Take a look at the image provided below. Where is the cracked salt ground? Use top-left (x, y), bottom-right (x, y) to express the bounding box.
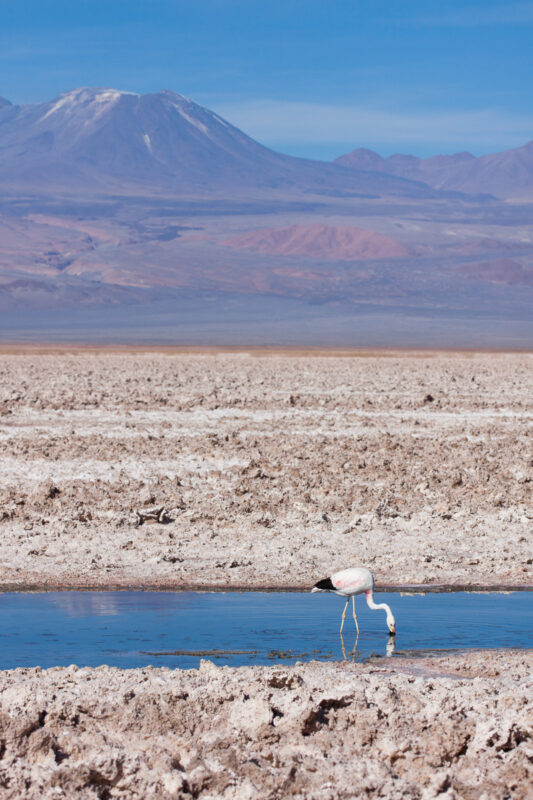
top-left (1, 650), bottom-right (531, 799)
top-left (0, 590), bottom-right (531, 670)
top-left (1, 353), bottom-right (531, 798)
top-left (1, 352), bottom-right (532, 590)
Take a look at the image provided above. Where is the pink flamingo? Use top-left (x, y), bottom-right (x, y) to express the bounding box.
top-left (312, 567), bottom-right (396, 635)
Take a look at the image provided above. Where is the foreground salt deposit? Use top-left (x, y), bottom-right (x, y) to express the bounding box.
top-left (0, 650), bottom-right (530, 799)
top-left (0, 350), bottom-right (531, 589)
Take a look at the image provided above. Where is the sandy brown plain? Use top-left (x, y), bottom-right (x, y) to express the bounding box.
top-left (0, 349), bottom-right (532, 590)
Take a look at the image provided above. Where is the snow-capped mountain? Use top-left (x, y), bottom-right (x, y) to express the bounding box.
top-left (0, 87), bottom-right (432, 196)
top-left (0, 89), bottom-right (531, 346)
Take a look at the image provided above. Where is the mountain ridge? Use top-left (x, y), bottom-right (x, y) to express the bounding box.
top-left (335, 141), bottom-right (533, 199)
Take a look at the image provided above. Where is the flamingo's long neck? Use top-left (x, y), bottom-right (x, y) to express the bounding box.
top-left (365, 589), bottom-right (392, 616)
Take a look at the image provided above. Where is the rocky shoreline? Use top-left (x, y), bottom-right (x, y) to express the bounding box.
top-left (0, 650), bottom-right (531, 799)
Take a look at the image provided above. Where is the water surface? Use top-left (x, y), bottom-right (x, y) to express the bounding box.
top-left (0, 590), bottom-right (531, 670)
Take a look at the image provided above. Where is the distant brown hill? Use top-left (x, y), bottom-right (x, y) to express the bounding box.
top-left (454, 258), bottom-right (533, 286)
top-left (335, 141), bottom-right (533, 199)
top-left (221, 223), bottom-right (410, 260)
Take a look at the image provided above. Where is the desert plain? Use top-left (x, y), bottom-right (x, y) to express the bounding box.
top-left (0, 349), bottom-right (531, 798)
top-left (0, 349), bottom-right (532, 590)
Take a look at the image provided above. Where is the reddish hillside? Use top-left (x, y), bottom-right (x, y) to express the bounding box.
top-left (455, 258), bottom-right (533, 285)
top-left (220, 223), bottom-right (410, 260)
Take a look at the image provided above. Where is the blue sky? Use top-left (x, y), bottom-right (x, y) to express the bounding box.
top-left (1, 0), bottom-right (532, 158)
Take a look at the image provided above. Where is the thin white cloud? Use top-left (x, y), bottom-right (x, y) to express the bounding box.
top-left (215, 100), bottom-right (533, 152)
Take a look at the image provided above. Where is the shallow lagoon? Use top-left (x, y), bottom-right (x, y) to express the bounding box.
top-left (0, 590), bottom-right (531, 670)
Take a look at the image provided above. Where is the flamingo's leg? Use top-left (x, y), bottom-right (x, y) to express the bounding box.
top-left (340, 631), bottom-right (347, 660)
top-left (351, 596), bottom-right (359, 635)
top-left (340, 598), bottom-right (349, 633)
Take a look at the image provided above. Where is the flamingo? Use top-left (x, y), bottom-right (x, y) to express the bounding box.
top-left (311, 567), bottom-right (396, 635)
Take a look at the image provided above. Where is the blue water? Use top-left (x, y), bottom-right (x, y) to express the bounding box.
top-left (0, 590), bottom-right (531, 670)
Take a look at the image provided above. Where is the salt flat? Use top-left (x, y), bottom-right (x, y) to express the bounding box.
top-left (0, 351), bottom-right (532, 800)
top-left (0, 651), bottom-right (530, 798)
top-left (0, 350), bottom-right (531, 589)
